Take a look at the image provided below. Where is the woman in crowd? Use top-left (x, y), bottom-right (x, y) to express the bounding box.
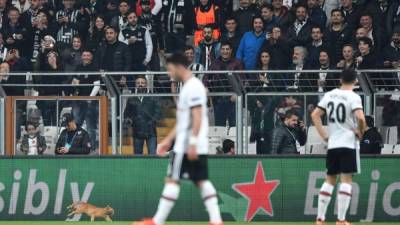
top-left (336, 44), bottom-right (356, 69)
top-left (87, 15), bottom-right (107, 52)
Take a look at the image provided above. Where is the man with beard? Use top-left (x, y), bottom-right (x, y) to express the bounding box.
top-left (194, 25), bottom-right (220, 71)
top-left (325, 9), bottom-right (352, 65)
top-left (286, 5), bottom-right (312, 47)
top-left (120, 11), bottom-right (153, 71)
top-left (139, 0), bottom-right (163, 71)
top-left (124, 76), bottom-right (161, 155)
top-left (286, 46), bottom-right (311, 92)
top-left (96, 26), bottom-right (132, 89)
top-left (236, 16), bottom-right (265, 70)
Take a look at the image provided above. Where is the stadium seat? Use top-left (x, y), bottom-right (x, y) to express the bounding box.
top-left (309, 143), bottom-right (327, 154)
top-left (393, 145), bottom-right (400, 154)
top-left (387, 127), bottom-right (398, 145)
top-left (306, 126), bottom-right (327, 154)
top-left (381, 144), bottom-right (394, 154)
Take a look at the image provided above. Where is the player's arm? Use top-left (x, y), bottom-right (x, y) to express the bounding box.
top-left (354, 109), bottom-right (366, 139)
top-left (157, 126), bottom-right (176, 156)
top-left (311, 107), bottom-right (329, 142)
top-left (187, 106), bottom-right (202, 161)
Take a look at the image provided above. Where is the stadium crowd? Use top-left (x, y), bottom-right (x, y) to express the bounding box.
top-left (0, 0), bottom-right (399, 155)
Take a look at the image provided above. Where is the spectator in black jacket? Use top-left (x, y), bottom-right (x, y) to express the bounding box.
top-left (272, 0), bottom-right (292, 33)
top-left (340, 0), bottom-right (363, 30)
top-left (124, 76), bottom-right (161, 155)
top-left (70, 50), bottom-right (100, 148)
top-left (306, 0), bottom-right (326, 29)
top-left (325, 9), bottom-right (353, 64)
top-left (359, 13), bottom-right (385, 51)
top-left (61, 35), bottom-right (83, 71)
top-left (286, 46), bottom-right (311, 92)
top-left (383, 30), bottom-right (400, 69)
top-left (56, 113), bottom-right (92, 155)
top-left (316, 50), bottom-right (338, 92)
top-left (161, 0), bottom-right (194, 53)
top-left (234, 0), bottom-right (259, 35)
top-left (96, 26), bottom-right (132, 89)
top-left (386, 1), bottom-right (400, 35)
top-left (286, 5), bottom-right (313, 47)
top-left (139, 0), bottom-right (163, 71)
top-left (307, 26), bottom-right (329, 68)
top-left (86, 15), bottom-right (106, 52)
top-left (1, 49), bottom-right (29, 96)
top-left (220, 16), bottom-right (241, 55)
top-left (110, 0), bottom-right (130, 31)
top-left (360, 116), bottom-right (383, 154)
top-left (356, 37), bottom-right (383, 69)
top-left (2, 7), bottom-right (30, 56)
top-left (119, 11), bottom-right (153, 71)
top-left (271, 110), bottom-right (306, 154)
top-left (261, 26), bottom-right (290, 69)
top-left (261, 3), bottom-right (276, 33)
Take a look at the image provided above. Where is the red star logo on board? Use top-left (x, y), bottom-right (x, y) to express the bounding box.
top-left (232, 161), bottom-right (280, 222)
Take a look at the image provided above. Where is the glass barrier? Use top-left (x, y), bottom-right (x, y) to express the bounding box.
top-left (120, 93), bottom-right (238, 155)
top-left (13, 98), bottom-right (101, 155)
top-left (374, 93), bottom-right (400, 154)
top-left (245, 93), bottom-right (367, 155)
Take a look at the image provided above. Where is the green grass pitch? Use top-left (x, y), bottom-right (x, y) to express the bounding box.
top-left (0, 222), bottom-right (399, 225)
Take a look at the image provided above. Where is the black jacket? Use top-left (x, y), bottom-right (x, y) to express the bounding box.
top-left (271, 123), bottom-right (307, 154)
top-left (71, 63), bottom-right (101, 96)
top-left (308, 6), bottom-right (327, 29)
top-left (96, 41), bottom-right (132, 72)
top-left (220, 32), bottom-right (241, 55)
top-left (324, 23), bottom-right (353, 64)
top-left (124, 95), bottom-right (161, 138)
top-left (360, 127), bottom-right (383, 154)
top-left (55, 127), bottom-right (91, 154)
top-left (261, 39), bottom-right (291, 69)
top-left (161, 0), bottom-right (195, 35)
top-left (234, 4), bottom-right (259, 35)
top-left (286, 20), bottom-right (313, 47)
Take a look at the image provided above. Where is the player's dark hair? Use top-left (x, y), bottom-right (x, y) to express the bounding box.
top-left (166, 52), bottom-right (190, 68)
top-left (340, 68), bottom-right (357, 84)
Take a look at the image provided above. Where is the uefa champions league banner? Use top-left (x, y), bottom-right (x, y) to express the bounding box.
top-left (0, 157), bottom-right (399, 222)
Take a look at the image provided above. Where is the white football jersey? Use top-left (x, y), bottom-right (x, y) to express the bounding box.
top-left (173, 76), bottom-right (209, 154)
top-left (317, 88), bottom-right (363, 150)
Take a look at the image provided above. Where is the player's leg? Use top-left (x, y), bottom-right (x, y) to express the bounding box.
top-left (197, 180), bottom-right (223, 225)
top-left (152, 179), bottom-right (181, 225)
top-left (316, 175), bottom-right (336, 224)
top-left (316, 149), bottom-right (339, 224)
top-left (336, 148), bottom-right (357, 225)
top-left (336, 174), bottom-right (353, 224)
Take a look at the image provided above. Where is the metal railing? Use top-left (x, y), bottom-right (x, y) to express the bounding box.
top-left (0, 70), bottom-right (399, 155)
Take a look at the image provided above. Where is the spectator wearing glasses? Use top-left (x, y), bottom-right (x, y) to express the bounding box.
top-left (20, 121), bottom-right (47, 155)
